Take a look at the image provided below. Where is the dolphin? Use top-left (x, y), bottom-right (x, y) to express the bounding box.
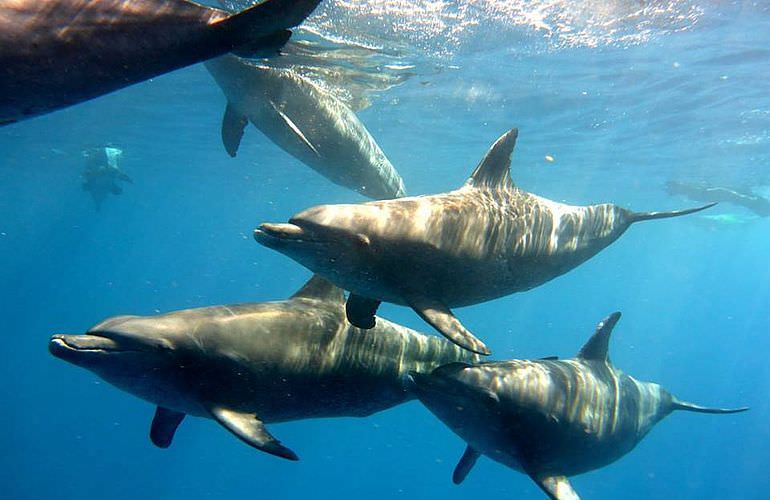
top-left (410, 312), bottom-right (747, 500)
top-left (49, 275), bottom-right (476, 460)
top-left (0, 0), bottom-right (321, 125)
top-left (206, 54), bottom-right (406, 200)
top-left (667, 180), bottom-right (770, 217)
top-left (254, 128), bottom-right (715, 355)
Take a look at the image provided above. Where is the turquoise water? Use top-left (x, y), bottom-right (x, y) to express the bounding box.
top-left (1, 1), bottom-right (768, 499)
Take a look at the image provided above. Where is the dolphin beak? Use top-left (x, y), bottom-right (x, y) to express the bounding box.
top-left (49, 333), bottom-right (127, 366)
top-left (50, 333), bottom-right (122, 354)
top-left (49, 329), bottom-right (154, 359)
top-left (254, 223), bottom-right (309, 244)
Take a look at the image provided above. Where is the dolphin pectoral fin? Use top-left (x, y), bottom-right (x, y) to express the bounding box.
top-left (346, 294), bottom-right (380, 329)
top-left (407, 297), bottom-right (491, 356)
top-left (530, 474), bottom-right (580, 500)
top-left (150, 407), bottom-right (186, 449)
top-left (110, 185), bottom-right (123, 195)
top-left (222, 103), bottom-right (249, 158)
top-left (208, 406), bottom-right (299, 461)
top-left (452, 445), bottom-right (481, 484)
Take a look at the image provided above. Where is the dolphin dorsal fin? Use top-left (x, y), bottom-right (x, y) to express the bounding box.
top-left (577, 312), bottom-right (622, 362)
top-left (291, 274), bottom-right (345, 303)
top-left (466, 128), bottom-right (518, 190)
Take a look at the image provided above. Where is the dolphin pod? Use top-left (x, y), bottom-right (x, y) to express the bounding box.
top-left (410, 312), bottom-right (748, 500)
top-left (255, 128), bottom-right (715, 355)
top-left (0, 0), bottom-right (321, 125)
top-left (15, 4), bottom-right (745, 497)
top-left (49, 275), bottom-right (477, 460)
top-left (206, 54), bottom-right (406, 200)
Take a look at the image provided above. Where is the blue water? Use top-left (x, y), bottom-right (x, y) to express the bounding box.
top-left (1, 1), bottom-right (768, 499)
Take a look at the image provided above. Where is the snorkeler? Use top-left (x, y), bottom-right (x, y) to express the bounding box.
top-left (81, 146), bottom-right (132, 210)
top-left (667, 180), bottom-right (770, 217)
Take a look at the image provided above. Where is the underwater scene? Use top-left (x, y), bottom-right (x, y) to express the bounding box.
top-left (1, 1), bottom-right (768, 499)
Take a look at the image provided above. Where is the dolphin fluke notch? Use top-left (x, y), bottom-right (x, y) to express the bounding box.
top-left (672, 399), bottom-right (749, 414)
top-left (628, 202), bottom-right (717, 223)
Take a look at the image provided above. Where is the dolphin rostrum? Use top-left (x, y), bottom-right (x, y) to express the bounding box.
top-left (254, 128), bottom-right (715, 355)
top-left (49, 275), bottom-right (476, 460)
top-left (410, 312), bottom-right (747, 499)
top-left (206, 54), bottom-right (406, 200)
top-left (0, 0), bottom-right (321, 125)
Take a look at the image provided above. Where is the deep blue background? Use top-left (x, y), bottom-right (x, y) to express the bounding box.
top-left (1, 2), bottom-right (768, 499)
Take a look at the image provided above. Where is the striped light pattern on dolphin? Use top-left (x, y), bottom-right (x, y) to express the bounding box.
top-left (255, 128), bottom-right (715, 355)
top-left (410, 312), bottom-right (748, 499)
top-left (49, 275), bottom-right (477, 461)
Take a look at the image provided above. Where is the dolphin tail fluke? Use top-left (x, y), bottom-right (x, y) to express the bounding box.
top-left (672, 398), bottom-right (748, 414)
top-left (221, 0), bottom-right (321, 48)
top-left (629, 202), bottom-right (717, 223)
